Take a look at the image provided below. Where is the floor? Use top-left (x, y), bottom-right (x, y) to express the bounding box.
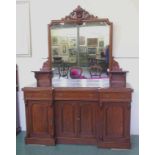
top-left (16, 132), bottom-right (139, 155)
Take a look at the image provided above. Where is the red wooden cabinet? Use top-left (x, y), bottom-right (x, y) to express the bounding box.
top-left (23, 87), bottom-right (133, 148)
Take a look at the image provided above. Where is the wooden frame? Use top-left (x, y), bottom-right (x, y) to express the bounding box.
top-left (47, 6), bottom-right (113, 71)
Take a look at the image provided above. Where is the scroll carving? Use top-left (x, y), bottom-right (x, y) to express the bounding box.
top-left (111, 58), bottom-right (122, 71)
top-left (40, 59), bottom-right (51, 71)
top-left (62, 5), bottom-right (98, 22)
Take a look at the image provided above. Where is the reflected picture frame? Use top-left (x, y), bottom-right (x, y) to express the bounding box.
top-left (52, 47), bottom-right (60, 56)
top-left (88, 48), bottom-right (97, 54)
top-left (87, 38), bottom-right (98, 47)
top-left (68, 37), bottom-right (76, 48)
top-left (52, 36), bottom-right (59, 46)
top-left (61, 44), bottom-right (69, 55)
top-left (99, 40), bottom-right (104, 48)
top-left (79, 36), bottom-right (85, 45)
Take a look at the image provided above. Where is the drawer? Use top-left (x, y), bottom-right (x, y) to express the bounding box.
top-left (100, 92), bottom-right (131, 101)
top-left (54, 90), bottom-right (98, 101)
top-left (24, 90), bottom-right (53, 100)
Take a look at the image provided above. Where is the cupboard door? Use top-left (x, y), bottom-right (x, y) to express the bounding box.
top-left (26, 100), bottom-right (53, 138)
top-left (78, 102), bottom-right (97, 138)
top-left (104, 103), bottom-right (125, 139)
top-left (55, 101), bottom-right (77, 137)
top-left (98, 102), bottom-right (131, 148)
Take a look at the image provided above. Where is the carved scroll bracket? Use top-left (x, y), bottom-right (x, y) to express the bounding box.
top-left (109, 57), bottom-right (128, 88)
top-left (62, 5), bottom-right (98, 23)
top-left (111, 57), bottom-right (122, 71)
top-left (40, 59), bottom-right (51, 71)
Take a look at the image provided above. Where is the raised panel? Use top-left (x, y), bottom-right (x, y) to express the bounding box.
top-left (97, 102), bottom-right (131, 148)
top-left (55, 101), bottom-right (77, 137)
top-left (105, 106), bottom-right (124, 138)
top-left (28, 101), bottom-right (52, 138)
top-left (31, 104), bottom-right (48, 134)
top-left (62, 103), bottom-right (76, 135)
top-left (79, 103), bottom-right (96, 138)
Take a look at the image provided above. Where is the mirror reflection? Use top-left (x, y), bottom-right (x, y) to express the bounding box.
top-left (51, 23), bottom-right (110, 80)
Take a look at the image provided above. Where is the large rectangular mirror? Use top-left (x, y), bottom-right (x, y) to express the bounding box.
top-left (48, 6), bottom-right (113, 87)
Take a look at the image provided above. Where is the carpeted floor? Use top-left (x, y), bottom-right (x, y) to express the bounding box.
top-left (16, 132), bottom-right (139, 155)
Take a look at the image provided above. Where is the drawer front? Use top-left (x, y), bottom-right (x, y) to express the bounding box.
top-left (55, 90), bottom-right (98, 101)
top-left (100, 92), bottom-right (131, 101)
top-left (24, 90), bottom-right (53, 100)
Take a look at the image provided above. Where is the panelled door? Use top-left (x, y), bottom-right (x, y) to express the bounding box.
top-left (97, 102), bottom-right (131, 148)
top-left (55, 101), bottom-right (97, 139)
top-left (55, 101), bottom-right (78, 137)
top-left (26, 100), bottom-right (53, 138)
top-left (78, 102), bottom-right (97, 138)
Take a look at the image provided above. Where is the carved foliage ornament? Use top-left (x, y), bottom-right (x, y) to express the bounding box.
top-left (62, 5), bottom-right (98, 21)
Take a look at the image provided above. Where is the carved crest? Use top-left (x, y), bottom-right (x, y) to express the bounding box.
top-left (62, 5), bottom-right (98, 21)
top-left (40, 59), bottom-right (51, 71)
top-left (111, 58), bottom-right (122, 71)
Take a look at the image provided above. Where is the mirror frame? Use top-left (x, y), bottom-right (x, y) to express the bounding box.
top-left (47, 6), bottom-right (113, 71)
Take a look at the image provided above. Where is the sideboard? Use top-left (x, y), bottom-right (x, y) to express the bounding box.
top-left (23, 86), bottom-right (133, 149)
top-left (22, 6), bottom-right (134, 149)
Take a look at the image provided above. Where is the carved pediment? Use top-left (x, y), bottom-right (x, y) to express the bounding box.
top-left (40, 59), bottom-right (51, 71)
top-left (111, 58), bottom-right (122, 71)
top-left (62, 5), bottom-right (98, 21)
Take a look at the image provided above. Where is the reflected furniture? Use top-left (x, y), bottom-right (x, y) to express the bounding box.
top-left (53, 57), bottom-right (63, 74)
top-left (22, 6), bottom-right (133, 149)
top-left (58, 63), bottom-right (69, 79)
top-left (89, 65), bottom-right (102, 78)
top-left (88, 57), bottom-right (97, 66)
top-left (70, 66), bottom-right (83, 79)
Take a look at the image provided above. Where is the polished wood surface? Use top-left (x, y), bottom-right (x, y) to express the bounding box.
top-left (97, 88), bottom-right (131, 148)
top-left (23, 86), bottom-right (133, 148)
top-left (109, 59), bottom-right (128, 88)
top-left (109, 71), bottom-right (127, 87)
top-left (22, 5), bottom-right (133, 149)
top-left (23, 88), bottom-right (55, 145)
top-left (32, 70), bottom-right (52, 87)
